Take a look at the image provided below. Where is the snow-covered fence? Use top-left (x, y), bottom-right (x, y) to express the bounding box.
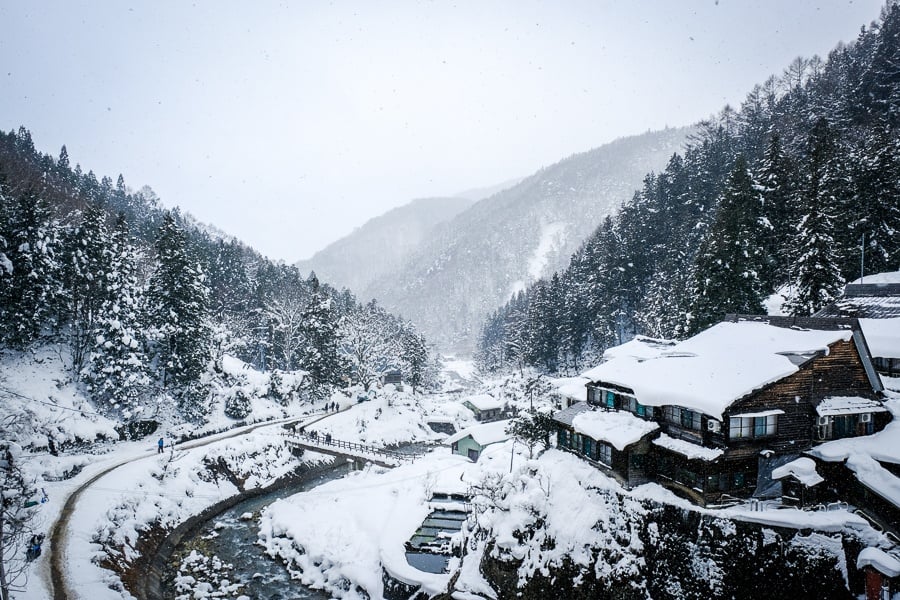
top-left (282, 432), bottom-right (423, 467)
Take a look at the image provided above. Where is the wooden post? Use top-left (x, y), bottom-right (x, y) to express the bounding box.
top-left (864, 566), bottom-right (884, 600)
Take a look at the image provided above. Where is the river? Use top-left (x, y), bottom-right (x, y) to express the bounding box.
top-left (161, 461), bottom-right (353, 599)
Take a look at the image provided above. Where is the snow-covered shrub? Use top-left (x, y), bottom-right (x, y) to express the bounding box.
top-left (224, 390), bottom-right (252, 420)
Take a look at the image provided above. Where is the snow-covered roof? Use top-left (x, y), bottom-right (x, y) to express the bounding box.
top-left (462, 394), bottom-right (504, 412)
top-left (857, 547), bottom-right (900, 577)
top-left (552, 402), bottom-right (593, 427)
top-left (860, 317), bottom-right (900, 358)
top-left (848, 270), bottom-right (900, 285)
top-left (816, 396), bottom-right (888, 417)
top-left (583, 319), bottom-right (856, 419)
top-left (570, 410), bottom-right (659, 451)
top-left (771, 457), bottom-right (824, 487)
top-left (553, 337), bottom-right (676, 402)
top-left (817, 273), bottom-right (900, 319)
top-left (445, 419), bottom-right (512, 447)
top-left (652, 433), bottom-right (724, 462)
top-left (599, 336), bottom-right (676, 362)
top-left (552, 376), bottom-right (591, 402)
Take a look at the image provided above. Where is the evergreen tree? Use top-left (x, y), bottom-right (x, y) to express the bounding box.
top-left (85, 214), bottom-right (150, 415)
top-left (400, 329), bottom-right (429, 394)
top-left (689, 156), bottom-right (769, 333)
top-left (62, 203), bottom-right (113, 376)
top-left (146, 212), bottom-right (212, 420)
top-left (853, 128), bottom-right (900, 276)
top-left (785, 120), bottom-right (845, 316)
top-left (300, 275), bottom-right (345, 391)
top-left (756, 132), bottom-right (797, 284)
top-left (0, 191), bottom-right (62, 348)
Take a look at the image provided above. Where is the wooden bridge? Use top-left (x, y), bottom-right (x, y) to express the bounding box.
top-left (283, 432), bottom-right (423, 468)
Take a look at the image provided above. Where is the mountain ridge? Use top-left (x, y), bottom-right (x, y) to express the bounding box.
top-left (361, 126), bottom-right (694, 353)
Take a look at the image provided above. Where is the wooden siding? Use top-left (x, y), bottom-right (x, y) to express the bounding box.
top-left (723, 338), bottom-right (881, 463)
top-left (555, 423), bottom-right (653, 488)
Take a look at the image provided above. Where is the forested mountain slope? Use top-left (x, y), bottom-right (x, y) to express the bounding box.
top-left (0, 131), bottom-right (435, 424)
top-left (297, 196), bottom-right (473, 294)
top-left (364, 127), bottom-right (692, 353)
top-left (478, 3), bottom-right (900, 374)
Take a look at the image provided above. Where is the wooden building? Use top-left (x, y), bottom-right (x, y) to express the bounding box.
top-left (816, 273), bottom-right (900, 376)
top-left (568, 315), bottom-right (886, 505)
top-left (445, 420), bottom-right (512, 462)
top-left (553, 402), bottom-right (658, 487)
top-left (461, 394), bottom-right (506, 422)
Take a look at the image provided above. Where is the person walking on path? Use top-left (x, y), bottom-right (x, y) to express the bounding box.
top-left (157, 437), bottom-right (164, 454)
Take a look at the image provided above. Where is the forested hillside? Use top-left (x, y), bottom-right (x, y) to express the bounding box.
top-left (0, 132), bottom-right (435, 423)
top-left (366, 126), bottom-right (692, 353)
top-left (478, 3), bottom-right (900, 374)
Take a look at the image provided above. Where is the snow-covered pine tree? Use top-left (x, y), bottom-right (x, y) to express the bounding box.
top-left (0, 190), bottom-right (62, 348)
top-left (62, 203), bottom-right (113, 376)
top-left (689, 155), bottom-right (769, 333)
top-left (300, 274), bottom-right (344, 393)
top-left (399, 328), bottom-right (429, 394)
top-left (785, 119), bottom-right (845, 316)
top-left (756, 132), bottom-right (797, 285)
top-left (85, 214), bottom-right (150, 416)
top-left (146, 212), bottom-right (212, 420)
top-left (852, 128), bottom-right (900, 276)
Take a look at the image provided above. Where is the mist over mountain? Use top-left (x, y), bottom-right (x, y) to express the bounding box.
top-left (297, 196), bottom-right (475, 294)
top-left (361, 127), bottom-right (693, 353)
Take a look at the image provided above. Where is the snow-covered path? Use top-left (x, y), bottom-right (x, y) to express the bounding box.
top-left (47, 412), bottom-right (326, 600)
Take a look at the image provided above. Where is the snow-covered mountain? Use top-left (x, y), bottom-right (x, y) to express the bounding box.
top-left (362, 127), bottom-right (693, 353)
top-left (296, 196), bottom-right (475, 294)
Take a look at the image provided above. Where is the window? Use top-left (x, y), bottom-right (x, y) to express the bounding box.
top-left (606, 391), bottom-right (616, 409)
top-left (598, 443), bottom-right (612, 465)
top-left (582, 436), bottom-right (592, 457)
top-left (663, 406), bottom-right (681, 424)
top-left (729, 415), bottom-right (777, 439)
top-left (621, 396), bottom-right (649, 418)
top-left (681, 409), bottom-right (701, 430)
top-left (663, 406), bottom-right (700, 429)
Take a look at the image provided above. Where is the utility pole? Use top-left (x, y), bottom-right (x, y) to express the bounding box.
top-left (860, 233), bottom-right (866, 283)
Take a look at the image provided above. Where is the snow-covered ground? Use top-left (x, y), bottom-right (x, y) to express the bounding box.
top-left (4, 346), bottom-right (897, 600)
top-left (260, 438), bottom-right (887, 600)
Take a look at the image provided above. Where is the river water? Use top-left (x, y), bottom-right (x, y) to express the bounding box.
top-left (161, 462), bottom-right (352, 599)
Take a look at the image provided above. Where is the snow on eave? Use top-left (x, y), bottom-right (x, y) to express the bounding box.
top-left (859, 317), bottom-right (900, 359)
top-left (652, 433), bottom-right (723, 462)
top-left (816, 396), bottom-right (888, 417)
top-left (771, 457), bottom-right (824, 487)
top-left (857, 547), bottom-right (900, 577)
top-left (848, 270), bottom-right (900, 286)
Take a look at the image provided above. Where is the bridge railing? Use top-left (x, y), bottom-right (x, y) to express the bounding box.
top-left (282, 432), bottom-right (423, 463)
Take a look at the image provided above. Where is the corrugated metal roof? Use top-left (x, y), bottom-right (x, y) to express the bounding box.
top-left (816, 284), bottom-right (900, 319)
top-left (552, 401), bottom-right (593, 426)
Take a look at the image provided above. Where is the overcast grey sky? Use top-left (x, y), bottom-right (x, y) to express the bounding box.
top-left (0, 1), bottom-right (885, 262)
